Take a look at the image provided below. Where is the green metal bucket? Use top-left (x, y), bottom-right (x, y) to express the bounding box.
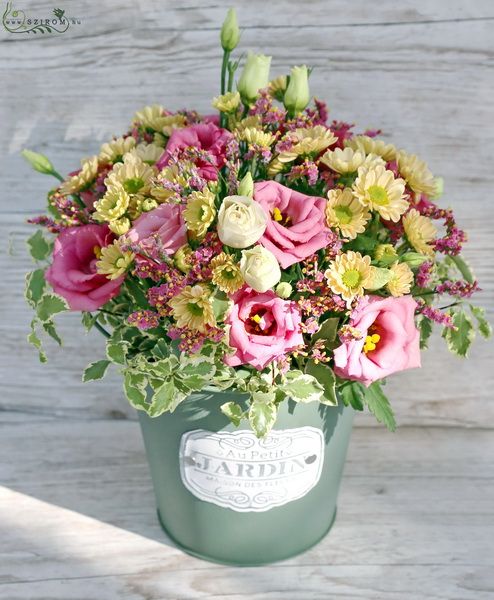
top-left (138, 390), bottom-right (354, 566)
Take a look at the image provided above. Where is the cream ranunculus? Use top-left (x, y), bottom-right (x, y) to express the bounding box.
top-left (240, 245), bottom-right (281, 293)
top-left (217, 195), bottom-right (267, 248)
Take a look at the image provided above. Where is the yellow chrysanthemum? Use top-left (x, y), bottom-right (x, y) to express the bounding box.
top-left (320, 147), bottom-right (384, 174)
top-left (210, 253), bottom-right (244, 294)
top-left (374, 243), bottom-right (398, 264)
top-left (98, 137), bottom-right (136, 164)
top-left (105, 154), bottom-right (155, 196)
top-left (96, 241), bottom-right (134, 280)
top-left (127, 195), bottom-right (158, 220)
top-left (59, 156), bottom-right (99, 195)
top-left (169, 284), bottom-right (216, 333)
top-left (94, 186), bottom-right (130, 223)
top-left (240, 127), bottom-right (276, 148)
top-left (212, 91), bottom-right (241, 113)
top-left (109, 217), bottom-right (131, 236)
top-left (151, 164), bottom-right (188, 203)
top-left (233, 115), bottom-right (263, 134)
top-left (127, 143), bottom-right (164, 165)
top-left (174, 245), bottom-right (193, 273)
top-left (324, 251), bottom-right (373, 304)
top-left (326, 188), bottom-right (371, 240)
top-left (277, 126), bottom-right (337, 164)
top-left (268, 75), bottom-right (287, 99)
top-left (402, 208), bottom-right (437, 256)
top-left (397, 150), bottom-right (437, 196)
top-left (345, 135), bottom-right (397, 162)
top-left (267, 157), bottom-right (284, 176)
top-left (183, 189), bottom-right (216, 237)
top-left (133, 105), bottom-right (187, 135)
top-left (352, 164), bottom-right (408, 222)
top-left (387, 262), bottom-right (414, 297)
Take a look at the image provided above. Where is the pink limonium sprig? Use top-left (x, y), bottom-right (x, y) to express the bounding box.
top-left (416, 299), bottom-right (455, 329)
top-left (127, 310), bottom-right (161, 330)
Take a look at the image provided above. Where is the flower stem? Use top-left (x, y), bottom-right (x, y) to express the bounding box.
top-left (221, 50), bottom-right (230, 95)
top-left (93, 318), bottom-right (111, 339)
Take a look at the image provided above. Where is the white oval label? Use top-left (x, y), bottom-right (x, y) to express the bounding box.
top-left (179, 427), bottom-right (324, 512)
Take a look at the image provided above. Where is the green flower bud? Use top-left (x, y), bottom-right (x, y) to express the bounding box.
top-left (174, 245), bottom-right (192, 273)
top-left (237, 52), bottom-right (271, 104)
top-left (283, 65), bottom-right (310, 114)
top-left (431, 177), bottom-right (444, 199)
top-left (238, 172), bottom-right (254, 197)
top-left (141, 198), bottom-right (158, 212)
top-left (374, 243), bottom-right (398, 266)
top-left (220, 8), bottom-right (240, 52)
top-left (400, 252), bottom-right (429, 268)
top-left (21, 149), bottom-right (55, 175)
top-left (275, 281), bottom-right (293, 299)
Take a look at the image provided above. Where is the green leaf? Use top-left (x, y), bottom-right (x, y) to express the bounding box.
top-left (340, 381), bottom-right (365, 411)
top-left (106, 341), bottom-right (130, 365)
top-left (418, 316), bottom-right (433, 349)
top-left (470, 305), bottom-right (492, 339)
top-left (27, 230), bottom-right (51, 261)
top-left (442, 309), bottom-right (476, 357)
top-left (27, 320), bottom-right (47, 363)
top-left (21, 149), bottom-right (55, 175)
top-left (212, 289), bottom-right (231, 321)
top-left (248, 398), bottom-right (277, 437)
top-left (124, 278), bottom-right (149, 309)
top-left (83, 360), bottom-right (111, 382)
top-left (305, 360), bottom-right (337, 406)
top-left (25, 269), bottom-right (46, 308)
top-left (36, 293), bottom-right (68, 322)
top-left (366, 267), bottom-right (392, 291)
top-left (123, 372), bottom-right (148, 409)
top-left (148, 379), bottom-right (184, 416)
top-left (363, 382), bottom-right (396, 431)
top-left (312, 317), bottom-right (339, 345)
top-left (42, 320), bottom-right (62, 346)
top-left (451, 255), bottom-right (475, 284)
top-left (220, 401), bottom-right (245, 427)
top-left (81, 312), bottom-right (97, 331)
top-left (281, 370), bottom-right (324, 403)
top-left (345, 234), bottom-right (377, 254)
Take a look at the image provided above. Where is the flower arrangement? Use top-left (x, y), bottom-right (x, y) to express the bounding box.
top-left (24, 9), bottom-right (491, 437)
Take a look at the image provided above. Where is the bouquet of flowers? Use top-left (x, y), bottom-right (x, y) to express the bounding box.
top-left (24, 9), bottom-right (490, 437)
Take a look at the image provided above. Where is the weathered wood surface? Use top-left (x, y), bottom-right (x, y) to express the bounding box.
top-left (0, 423), bottom-right (493, 599)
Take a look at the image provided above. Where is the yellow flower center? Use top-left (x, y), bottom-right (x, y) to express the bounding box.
top-left (334, 205), bottom-right (353, 225)
top-left (123, 177), bottom-right (144, 194)
top-left (93, 245), bottom-right (102, 259)
top-left (363, 333), bottom-right (381, 353)
top-left (251, 314), bottom-right (262, 324)
top-left (368, 185), bottom-right (389, 206)
top-left (342, 269), bottom-right (361, 288)
top-left (272, 207), bottom-right (283, 222)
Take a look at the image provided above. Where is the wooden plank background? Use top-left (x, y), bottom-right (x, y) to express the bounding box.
top-left (1, 2), bottom-right (493, 598)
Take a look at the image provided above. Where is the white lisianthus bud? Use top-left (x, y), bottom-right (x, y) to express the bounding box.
top-left (275, 281), bottom-right (293, 299)
top-left (217, 195), bottom-right (267, 248)
top-left (237, 52), bottom-right (271, 104)
top-left (283, 65), bottom-right (310, 114)
top-left (240, 245), bottom-right (281, 293)
top-left (21, 149), bottom-right (55, 175)
top-left (220, 8), bottom-right (240, 52)
top-left (237, 172), bottom-right (254, 197)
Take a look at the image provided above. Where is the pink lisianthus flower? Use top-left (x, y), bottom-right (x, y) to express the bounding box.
top-left (46, 224), bottom-right (123, 311)
top-left (126, 204), bottom-right (187, 255)
top-left (156, 122), bottom-right (232, 181)
top-left (254, 181), bottom-right (330, 269)
top-left (333, 295), bottom-right (421, 387)
top-left (225, 288), bottom-right (304, 370)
